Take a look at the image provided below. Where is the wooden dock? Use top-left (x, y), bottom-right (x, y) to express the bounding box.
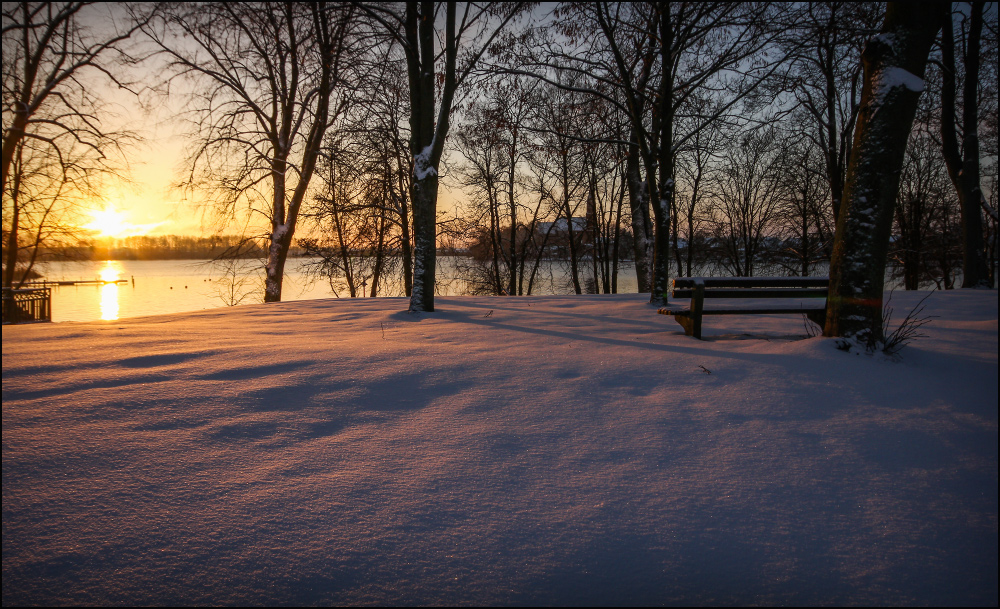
top-left (21, 279), bottom-right (128, 287)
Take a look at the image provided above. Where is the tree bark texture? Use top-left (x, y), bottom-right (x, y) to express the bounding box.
top-left (824, 2), bottom-right (943, 341)
top-left (626, 144), bottom-right (653, 293)
top-left (649, 3), bottom-right (675, 306)
top-left (410, 172), bottom-right (439, 310)
top-left (3, 155), bottom-right (21, 289)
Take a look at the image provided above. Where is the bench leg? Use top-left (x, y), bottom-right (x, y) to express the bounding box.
top-left (805, 309), bottom-right (826, 331)
top-left (672, 314), bottom-right (695, 337)
top-left (692, 280), bottom-right (705, 339)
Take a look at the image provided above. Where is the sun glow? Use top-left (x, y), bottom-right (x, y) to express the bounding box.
top-left (86, 207), bottom-right (131, 238)
top-left (99, 261), bottom-right (121, 320)
top-left (99, 262), bottom-right (121, 283)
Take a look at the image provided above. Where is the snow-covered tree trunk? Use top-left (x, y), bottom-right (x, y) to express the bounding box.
top-left (264, 226), bottom-right (290, 303)
top-left (403, 0), bottom-right (445, 313)
top-left (649, 189), bottom-right (673, 305)
top-left (395, 2), bottom-right (521, 312)
top-left (824, 3), bottom-right (942, 342)
top-left (264, 157), bottom-right (290, 303)
top-left (410, 154), bottom-right (439, 311)
top-left (649, 6), bottom-right (675, 307)
top-left (626, 143), bottom-right (653, 293)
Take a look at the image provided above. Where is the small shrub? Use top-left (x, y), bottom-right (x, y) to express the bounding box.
top-left (879, 291), bottom-right (936, 356)
top-left (833, 291), bottom-right (936, 356)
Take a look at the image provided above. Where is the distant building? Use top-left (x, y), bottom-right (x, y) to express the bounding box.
top-left (538, 217), bottom-right (588, 236)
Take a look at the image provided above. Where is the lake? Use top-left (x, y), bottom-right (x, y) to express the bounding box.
top-left (33, 258), bottom-right (641, 322)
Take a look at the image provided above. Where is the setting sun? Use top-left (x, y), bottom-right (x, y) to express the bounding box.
top-left (85, 207), bottom-right (130, 238)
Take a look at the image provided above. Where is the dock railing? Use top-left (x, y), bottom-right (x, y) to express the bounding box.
top-left (2, 287), bottom-right (52, 324)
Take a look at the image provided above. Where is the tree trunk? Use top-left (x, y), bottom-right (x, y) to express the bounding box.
top-left (410, 171), bottom-right (438, 311)
top-left (824, 46), bottom-right (844, 224)
top-left (561, 152), bottom-right (582, 294)
top-left (398, 187), bottom-right (413, 297)
top-left (824, 2), bottom-right (942, 342)
top-left (649, 188), bottom-right (672, 305)
top-left (649, 4), bottom-right (674, 307)
top-left (371, 202), bottom-right (387, 297)
top-left (265, 156), bottom-right (290, 303)
top-left (404, 1), bottom-right (459, 312)
top-left (626, 142), bottom-right (652, 292)
top-left (611, 174), bottom-right (623, 293)
top-left (264, 228), bottom-right (291, 302)
top-left (331, 198), bottom-right (356, 297)
top-left (940, 2), bottom-right (990, 288)
top-left (801, 192), bottom-right (810, 277)
top-left (3, 147), bottom-right (22, 289)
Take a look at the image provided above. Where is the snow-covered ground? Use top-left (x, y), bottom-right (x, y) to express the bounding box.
top-left (3, 291), bottom-right (997, 605)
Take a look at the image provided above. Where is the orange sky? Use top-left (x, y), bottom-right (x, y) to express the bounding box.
top-left (87, 89), bottom-right (459, 239)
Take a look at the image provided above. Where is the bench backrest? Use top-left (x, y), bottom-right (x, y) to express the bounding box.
top-left (672, 276), bottom-right (829, 299)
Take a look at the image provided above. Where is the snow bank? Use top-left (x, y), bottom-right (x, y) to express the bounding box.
top-left (3, 291), bottom-right (997, 605)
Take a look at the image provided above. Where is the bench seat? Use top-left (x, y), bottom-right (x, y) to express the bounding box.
top-left (658, 277), bottom-right (829, 339)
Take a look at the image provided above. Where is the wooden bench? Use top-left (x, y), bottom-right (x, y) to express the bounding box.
top-left (657, 277), bottom-right (829, 339)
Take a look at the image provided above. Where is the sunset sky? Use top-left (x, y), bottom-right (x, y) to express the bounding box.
top-left (83, 91), bottom-right (463, 240)
top-left (79, 21), bottom-right (466, 241)
top-left (76, 65), bottom-right (207, 238)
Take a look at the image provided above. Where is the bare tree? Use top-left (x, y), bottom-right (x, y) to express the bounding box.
top-left (455, 102), bottom-right (507, 295)
top-left (781, 2), bottom-right (878, 223)
top-left (582, 125), bottom-right (628, 294)
top-left (300, 148), bottom-right (399, 298)
top-left (672, 103), bottom-right (729, 278)
top-left (356, 57), bottom-right (415, 297)
top-left (824, 2), bottom-right (943, 343)
top-left (454, 74), bottom-right (541, 296)
top-left (777, 138), bottom-right (833, 277)
top-left (360, 2), bottom-right (524, 312)
top-left (303, 52), bottom-right (415, 298)
top-left (145, 2), bottom-right (358, 302)
top-left (892, 116), bottom-right (959, 290)
top-left (706, 126), bottom-right (786, 277)
top-left (2, 138), bottom-right (89, 286)
top-left (2, 1), bottom-right (145, 288)
top-left (512, 2), bottom-right (789, 303)
top-left (527, 79), bottom-right (594, 294)
top-left (940, 1), bottom-right (991, 288)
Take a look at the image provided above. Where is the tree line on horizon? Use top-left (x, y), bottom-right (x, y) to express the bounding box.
top-left (2, 1), bottom-right (997, 347)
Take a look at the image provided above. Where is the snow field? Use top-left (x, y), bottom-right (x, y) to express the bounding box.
top-left (2, 291), bottom-right (997, 605)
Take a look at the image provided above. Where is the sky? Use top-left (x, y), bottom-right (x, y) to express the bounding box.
top-left (85, 82), bottom-right (465, 240)
top-left (38, 2), bottom-right (1000, 240)
top-left (90, 92), bottom-right (204, 238)
top-left (60, 4), bottom-right (201, 239)
top-left (79, 40), bottom-right (455, 240)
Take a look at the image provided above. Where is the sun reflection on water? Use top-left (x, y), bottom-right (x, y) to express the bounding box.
top-left (99, 261), bottom-right (122, 321)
